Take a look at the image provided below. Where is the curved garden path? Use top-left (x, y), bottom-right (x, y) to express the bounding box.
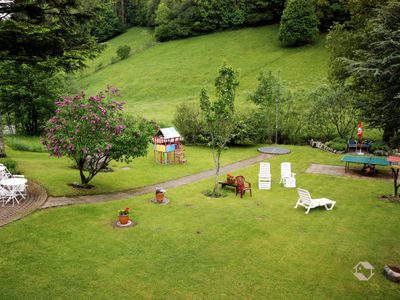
top-left (43, 153), bottom-right (272, 209)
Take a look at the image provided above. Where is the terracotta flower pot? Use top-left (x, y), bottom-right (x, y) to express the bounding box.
top-left (156, 192), bottom-right (165, 203)
top-left (118, 215), bottom-right (129, 225)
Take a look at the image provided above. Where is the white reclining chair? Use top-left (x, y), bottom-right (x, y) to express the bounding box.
top-left (258, 162), bottom-right (271, 190)
top-left (295, 188), bottom-right (336, 214)
top-left (280, 162), bottom-right (296, 188)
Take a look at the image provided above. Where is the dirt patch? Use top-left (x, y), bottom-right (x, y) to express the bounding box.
top-left (68, 183), bottom-right (95, 190)
top-left (379, 195), bottom-right (400, 203)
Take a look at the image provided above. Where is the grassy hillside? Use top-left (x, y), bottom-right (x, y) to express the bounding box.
top-left (79, 25), bottom-right (328, 124)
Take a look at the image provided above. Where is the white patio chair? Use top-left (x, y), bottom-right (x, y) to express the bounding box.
top-left (0, 185), bottom-right (20, 207)
top-left (295, 188), bottom-right (336, 214)
top-left (280, 162), bottom-right (296, 188)
top-left (258, 162), bottom-right (271, 190)
top-left (0, 168), bottom-right (12, 181)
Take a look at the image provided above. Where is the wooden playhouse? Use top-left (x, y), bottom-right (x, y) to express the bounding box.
top-left (152, 127), bottom-right (186, 164)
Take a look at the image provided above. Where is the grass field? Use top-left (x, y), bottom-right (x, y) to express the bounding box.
top-left (0, 146), bottom-right (399, 299)
top-left (79, 25), bottom-right (328, 124)
top-left (2, 142), bottom-right (264, 197)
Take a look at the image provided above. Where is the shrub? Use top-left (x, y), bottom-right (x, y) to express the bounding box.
top-left (116, 45), bottom-right (131, 60)
top-left (110, 56), bottom-right (119, 64)
top-left (1, 159), bottom-right (18, 174)
top-left (278, 0), bottom-right (319, 46)
top-left (370, 142), bottom-right (390, 155)
top-left (95, 62), bottom-right (104, 72)
top-left (173, 103), bottom-right (208, 144)
top-left (6, 136), bottom-right (46, 152)
top-left (326, 141), bottom-right (346, 152)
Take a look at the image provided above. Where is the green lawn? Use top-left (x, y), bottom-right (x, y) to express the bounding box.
top-left (3, 138), bottom-right (353, 197)
top-left (79, 25), bottom-right (328, 124)
top-left (0, 146), bottom-right (399, 299)
top-left (2, 143), bottom-right (264, 197)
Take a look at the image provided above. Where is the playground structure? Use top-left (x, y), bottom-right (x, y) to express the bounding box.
top-left (153, 127), bottom-right (186, 164)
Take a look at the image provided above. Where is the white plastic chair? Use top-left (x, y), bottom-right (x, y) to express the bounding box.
top-left (0, 185), bottom-right (20, 207)
top-left (280, 162), bottom-right (296, 188)
top-left (295, 188), bottom-right (336, 214)
top-left (0, 168), bottom-right (12, 181)
top-left (258, 162), bottom-right (271, 190)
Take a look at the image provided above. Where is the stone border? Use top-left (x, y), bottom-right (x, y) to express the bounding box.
top-left (150, 197), bottom-right (170, 205)
top-left (112, 219), bottom-right (137, 228)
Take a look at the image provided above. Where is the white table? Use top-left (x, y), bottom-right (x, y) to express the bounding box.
top-left (0, 178), bottom-right (28, 207)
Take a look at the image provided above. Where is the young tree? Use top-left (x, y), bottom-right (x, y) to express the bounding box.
top-left (42, 87), bottom-right (155, 187)
top-left (248, 71), bottom-right (283, 143)
top-left (278, 0), bottom-right (319, 46)
top-left (200, 63), bottom-right (239, 195)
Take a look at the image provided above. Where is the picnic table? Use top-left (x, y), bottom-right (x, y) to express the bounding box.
top-left (341, 155), bottom-right (391, 174)
top-left (218, 181), bottom-right (238, 192)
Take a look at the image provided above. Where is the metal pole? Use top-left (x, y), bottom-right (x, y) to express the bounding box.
top-left (275, 97), bottom-right (278, 145)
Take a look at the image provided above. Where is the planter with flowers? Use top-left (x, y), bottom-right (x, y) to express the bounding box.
top-left (118, 207), bottom-right (130, 225)
top-left (226, 173), bottom-right (235, 185)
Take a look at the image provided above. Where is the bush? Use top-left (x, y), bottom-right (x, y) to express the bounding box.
top-left (278, 0), bottom-right (319, 46)
top-left (1, 159), bottom-right (18, 174)
top-left (6, 136), bottom-right (46, 152)
top-left (173, 103), bottom-right (208, 144)
top-left (326, 141), bottom-right (346, 152)
top-left (95, 62), bottom-right (104, 72)
top-left (110, 56), bottom-right (119, 64)
top-left (370, 142), bottom-right (390, 155)
top-left (116, 45), bottom-right (131, 60)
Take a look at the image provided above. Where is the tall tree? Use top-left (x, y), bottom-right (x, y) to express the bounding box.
top-left (0, 0), bottom-right (102, 71)
top-left (200, 63), bottom-right (239, 195)
top-left (0, 0), bottom-right (103, 154)
top-left (330, 1), bottom-right (399, 144)
top-left (278, 0), bottom-right (319, 46)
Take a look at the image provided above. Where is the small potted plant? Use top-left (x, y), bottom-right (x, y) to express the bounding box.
top-left (155, 188), bottom-right (166, 203)
top-left (227, 173), bottom-right (235, 184)
top-left (118, 207), bottom-right (130, 225)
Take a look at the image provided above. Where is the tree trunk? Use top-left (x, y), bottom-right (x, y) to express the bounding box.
top-left (391, 167), bottom-right (399, 197)
top-left (382, 123), bottom-right (397, 144)
top-left (0, 113), bottom-right (6, 157)
top-left (213, 151), bottom-right (221, 194)
top-left (78, 158), bottom-right (87, 186)
top-left (116, 0), bottom-right (127, 26)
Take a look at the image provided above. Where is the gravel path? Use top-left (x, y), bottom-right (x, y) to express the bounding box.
top-left (42, 153), bottom-right (272, 209)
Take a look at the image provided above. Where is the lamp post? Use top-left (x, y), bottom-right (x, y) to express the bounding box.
top-left (275, 96), bottom-right (279, 145)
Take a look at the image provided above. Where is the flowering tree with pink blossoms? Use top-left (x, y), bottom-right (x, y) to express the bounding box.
top-left (42, 87), bottom-right (155, 187)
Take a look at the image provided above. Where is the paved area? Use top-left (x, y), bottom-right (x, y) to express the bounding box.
top-left (43, 153), bottom-right (272, 209)
top-left (306, 163), bottom-right (392, 180)
top-left (0, 182), bottom-right (47, 227)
